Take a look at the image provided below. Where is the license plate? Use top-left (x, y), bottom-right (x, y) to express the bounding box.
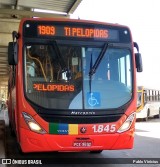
top-left (73, 141), bottom-right (92, 147)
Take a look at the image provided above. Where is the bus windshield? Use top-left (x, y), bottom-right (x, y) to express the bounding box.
top-left (137, 91), bottom-right (143, 108)
top-left (24, 43), bottom-right (132, 109)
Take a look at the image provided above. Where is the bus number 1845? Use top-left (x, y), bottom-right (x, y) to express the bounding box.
top-left (92, 124), bottom-right (116, 133)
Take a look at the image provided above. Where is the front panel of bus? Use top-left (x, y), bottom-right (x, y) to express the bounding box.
top-left (16, 19), bottom-right (137, 152)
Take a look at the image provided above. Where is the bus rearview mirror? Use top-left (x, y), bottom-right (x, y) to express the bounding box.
top-left (135, 53), bottom-right (143, 72)
top-left (8, 42), bottom-right (18, 65)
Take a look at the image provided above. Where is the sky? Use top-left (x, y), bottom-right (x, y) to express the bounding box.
top-left (71, 0), bottom-right (160, 89)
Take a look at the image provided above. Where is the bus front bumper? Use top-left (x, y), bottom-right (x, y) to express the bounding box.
top-left (19, 127), bottom-right (134, 153)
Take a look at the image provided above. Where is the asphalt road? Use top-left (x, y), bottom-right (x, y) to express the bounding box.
top-left (4, 116), bottom-right (160, 167)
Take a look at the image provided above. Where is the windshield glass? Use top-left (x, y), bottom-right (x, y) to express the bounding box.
top-left (24, 44), bottom-right (132, 109)
top-left (137, 92), bottom-right (142, 108)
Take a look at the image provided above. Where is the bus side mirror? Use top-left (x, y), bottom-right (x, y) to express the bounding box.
top-left (135, 53), bottom-right (143, 72)
top-left (134, 42), bottom-right (143, 72)
top-left (8, 42), bottom-right (18, 65)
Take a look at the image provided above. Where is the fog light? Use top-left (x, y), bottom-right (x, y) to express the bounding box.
top-left (117, 112), bottom-right (135, 133)
top-left (22, 112), bottom-right (46, 134)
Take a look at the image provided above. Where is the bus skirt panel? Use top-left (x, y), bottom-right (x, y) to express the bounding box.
top-left (19, 127), bottom-right (134, 153)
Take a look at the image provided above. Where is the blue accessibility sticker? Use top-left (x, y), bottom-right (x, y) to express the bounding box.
top-left (87, 92), bottom-right (100, 107)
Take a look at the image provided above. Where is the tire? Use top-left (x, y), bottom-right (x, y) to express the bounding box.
top-left (154, 109), bottom-right (160, 118)
top-left (17, 142), bottom-right (25, 155)
top-left (9, 121), bottom-right (15, 137)
top-left (90, 150), bottom-right (103, 154)
top-left (143, 109), bottom-right (150, 121)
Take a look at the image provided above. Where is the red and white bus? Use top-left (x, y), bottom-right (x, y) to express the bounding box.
top-left (7, 18), bottom-right (142, 153)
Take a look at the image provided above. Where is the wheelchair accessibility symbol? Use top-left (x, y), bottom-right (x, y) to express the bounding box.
top-left (87, 92), bottom-right (100, 107)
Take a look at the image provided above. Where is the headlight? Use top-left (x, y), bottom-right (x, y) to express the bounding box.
top-left (117, 112), bottom-right (136, 133)
top-left (22, 112), bottom-right (46, 134)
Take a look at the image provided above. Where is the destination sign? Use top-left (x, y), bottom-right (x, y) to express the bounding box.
top-left (23, 20), bottom-right (131, 42)
top-left (37, 25), bottom-right (109, 39)
top-left (23, 21), bottom-right (121, 41)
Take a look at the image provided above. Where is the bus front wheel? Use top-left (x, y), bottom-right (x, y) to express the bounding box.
top-left (9, 121), bottom-right (15, 137)
top-left (154, 108), bottom-right (160, 118)
top-left (143, 109), bottom-right (150, 121)
top-left (17, 142), bottom-right (25, 155)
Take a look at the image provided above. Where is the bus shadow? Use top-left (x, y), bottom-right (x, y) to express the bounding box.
top-left (136, 117), bottom-right (160, 122)
top-left (135, 129), bottom-right (149, 132)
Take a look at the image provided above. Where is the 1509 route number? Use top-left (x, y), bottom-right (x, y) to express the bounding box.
top-left (92, 124), bottom-right (116, 133)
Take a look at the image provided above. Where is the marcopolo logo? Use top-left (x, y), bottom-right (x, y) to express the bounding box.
top-left (71, 111), bottom-right (96, 115)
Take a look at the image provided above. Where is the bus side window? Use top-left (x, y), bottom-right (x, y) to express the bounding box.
top-left (155, 91), bottom-right (157, 101)
top-left (147, 90), bottom-right (149, 102)
top-left (144, 91), bottom-right (147, 103)
top-left (154, 90), bottom-right (156, 101)
top-left (152, 90), bottom-right (155, 102)
top-left (152, 90), bottom-right (154, 102)
top-left (148, 90), bottom-right (151, 102)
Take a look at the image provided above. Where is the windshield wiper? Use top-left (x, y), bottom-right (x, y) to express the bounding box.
top-left (52, 40), bottom-right (72, 80)
top-left (88, 43), bottom-right (109, 93)
top-left (89, 43), bottom-right (109, 77)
